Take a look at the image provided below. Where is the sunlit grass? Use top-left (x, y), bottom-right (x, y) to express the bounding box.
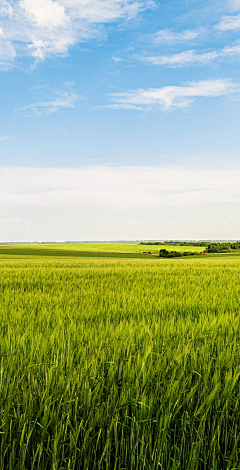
top-left (0, 242), bottom-right (205, 254)
top-left (1, 256), bottom-right (240, 469)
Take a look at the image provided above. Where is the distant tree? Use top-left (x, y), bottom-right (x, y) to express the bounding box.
top-left (159, 249), bottom-right (202, 258)
top-left (206, 243), bottom-right (238, 253)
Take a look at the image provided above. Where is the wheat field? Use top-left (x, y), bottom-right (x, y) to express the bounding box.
top-left (1, 255), bottom-right (240, 469)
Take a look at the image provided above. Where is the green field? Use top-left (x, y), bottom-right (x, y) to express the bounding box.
top-left (0, 247), bottom-right (155, 260)
top-left (0, 243), bottom-right (239, 261)
top-left (0, 242), bottom-right (205, 254)
top-left (1, 247), bottom-right (240, 469)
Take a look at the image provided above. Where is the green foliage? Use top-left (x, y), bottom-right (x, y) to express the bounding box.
top-left (207, 242), bottom-right (240, 253)
top-left (140, 241), bottom-right (209, 247)
top-left (159, 249), bottom-right (182, 257)
top-left (159, 249), bottom-right (198, 258)
top-left (1, 257), bottom-right (240, 469)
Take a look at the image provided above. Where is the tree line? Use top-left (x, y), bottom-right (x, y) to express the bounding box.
top-left (206, 242), bottom-right (240, 253)
top-left (158, 242), bottom-right (240, 258)
top-left (140, 241), bottom-right (209, 247)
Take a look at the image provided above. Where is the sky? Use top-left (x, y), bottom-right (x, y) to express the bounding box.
top-left (0, 0), bottom-right (240, 241)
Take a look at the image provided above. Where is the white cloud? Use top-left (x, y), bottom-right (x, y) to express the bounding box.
top-left (151, 28), bottom-right (201, 45)
top-left (0, 165), bottom-right (240, 209)
top-left (15, 89), bottom-right (81, 116)
top-left (61, 0), bottom-right (147, 23)
top-left (0, 217), bottom-right (32, 236)
top-left (109, 79), bottom-right (239, 110)
top-left (217, 13), bottom-right (240, 31)
top-left (142, 44), bottom-right (240, 67)
top-left (0, 0), bottom-right (150, 63)
top-left (20, 0), bottom-right (69, 29)
top-left (27, 33), bottom-right (78, 60)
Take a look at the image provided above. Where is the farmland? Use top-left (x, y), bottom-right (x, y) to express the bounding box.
top-left (0, 242), bottom-right (205, 254)
top-left (1, 245), bottom-right (240, 469)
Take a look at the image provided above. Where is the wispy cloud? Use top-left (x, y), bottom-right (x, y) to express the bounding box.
top-left (109, 79), bottom-right (239, 110)
top-left (217, 13), bottom-right (240, 31)
top-left (0, 135), bottom-right (14, 141)
top-left (0, 0), bottom-right (152, 64)
top-left (0, 165), bottom-right (239, 209)
top-left (112, 56), bottom-right (123, 63)
top-left (142, 44), bottom-right (240, 67)
top-left (150, 28), bottom-right (202, 45)
top-left (0, 26), bottom-right (16, 70)
top-left (15, 89), bottom-right (81, 116)
top-left (229, 0), bottom-right (240, 11)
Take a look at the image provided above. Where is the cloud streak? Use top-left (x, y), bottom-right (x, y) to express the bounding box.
top-left (15, 89), bottom-right (81, 116)
top-left (150, 28), bottom-right (202, 45)
top-left (0, 165), bottom-right (240, 209)
top-left (0, 135), bottom-right (14, 141)
top-left (109, 79), bottom-right (239, 110)
top-left (141, 44), bottom-right (240, 67)
top-left (217, 13), bottom-right (240, 31)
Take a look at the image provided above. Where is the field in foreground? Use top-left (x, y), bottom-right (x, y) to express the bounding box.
top-left (1, 255), bottom-right (240, 469)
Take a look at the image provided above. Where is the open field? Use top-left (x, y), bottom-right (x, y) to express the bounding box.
top-left (1, 252), bottom-right (240, 469)
top-left (0, 247), bottom-right (154, 260)
top-left (0, 243), bottom-right (205, 254)
top-left (0, 243), bottom-right (204, 261)
top-left (0, 244), bottom-right (240, 261)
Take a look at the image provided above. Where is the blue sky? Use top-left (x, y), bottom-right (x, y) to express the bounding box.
top-left (0, 0), bottom-right (240, 241)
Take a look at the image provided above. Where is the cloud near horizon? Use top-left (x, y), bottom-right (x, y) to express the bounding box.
top-left (0, 165), bottom-right (240, 210)
top-left (0, 217), bottom-right (32, 236)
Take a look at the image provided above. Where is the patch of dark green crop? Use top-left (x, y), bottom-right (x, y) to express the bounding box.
top-left (0, 247), bottom-right (156, 259)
